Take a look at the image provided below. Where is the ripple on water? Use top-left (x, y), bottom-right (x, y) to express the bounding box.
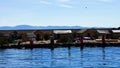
top-left (0, 47), bottom-right (120, 68)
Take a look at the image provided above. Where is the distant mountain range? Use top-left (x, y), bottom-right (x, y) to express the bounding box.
top-left (0, 25), bottom-right (87, 30)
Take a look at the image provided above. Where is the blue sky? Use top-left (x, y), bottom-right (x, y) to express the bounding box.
top-left (0, 0), bottom-right (120, 27)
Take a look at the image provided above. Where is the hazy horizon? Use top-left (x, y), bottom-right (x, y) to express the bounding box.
top-left (0, 0), bottom-right (120, 27)
top-left (0, 24), bottom-right (119, 28)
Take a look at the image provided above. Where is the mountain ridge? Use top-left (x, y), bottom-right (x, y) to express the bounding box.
top-left (0, 25), bottom-right (86, 30)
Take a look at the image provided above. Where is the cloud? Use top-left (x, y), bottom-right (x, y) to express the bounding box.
top-left (39, 0), bottom-right (75, 8)
top-left (99, 0), bottom-right (113, 2)
top-left (59, 4), bottom-right (74, 8)
top-left (40, 0), bottom-right (52, 5)
top-left (58, 0), bottom-right (71, 3)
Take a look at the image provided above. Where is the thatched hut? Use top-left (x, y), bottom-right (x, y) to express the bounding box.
top-left (96, 30), bottom-right (110, 39)
top-left (33, 30), bottom-right (43, 41)
top-left (53, 30), bottom-right (72, 43)
top-left (77, 29), bottom-right (97, 39)
top-left (112, 30), bottom-right (120, 39)
top-left (26, 32), bottom-right (36, 40)
top-left (0, 33), bottom-right (8, 46)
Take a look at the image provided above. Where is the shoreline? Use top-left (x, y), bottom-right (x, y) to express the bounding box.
top-left (0, 28), bottom-right (120, 49)
top-left (1, 42), bottom-right (120, 49)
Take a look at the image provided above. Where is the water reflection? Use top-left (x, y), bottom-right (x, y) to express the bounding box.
top-left (80, 47), bottom-right (84, 67)
top-left (50, 48), bottom-right (54, 67)
top-left (0, 46), bottom-right (120, 68)
top-left (102, 47), bottom-right (105, 60)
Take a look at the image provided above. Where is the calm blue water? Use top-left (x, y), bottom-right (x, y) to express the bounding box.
top-left (0, 47), bottom-right (120, 68)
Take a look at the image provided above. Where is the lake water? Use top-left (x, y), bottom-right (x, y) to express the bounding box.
top-left (0, 47), bottom-right (120, 68)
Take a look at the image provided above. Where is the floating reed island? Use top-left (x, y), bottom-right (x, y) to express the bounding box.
top-left (1, 43), bottom-right (120, 49)
top-left (0, 28), bottom-right (120, 48)
top-left (1, 40), bottom-right (120, 49)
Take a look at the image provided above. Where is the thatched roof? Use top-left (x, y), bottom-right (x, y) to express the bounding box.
top-left (97, 30), bottom-right (110, 34)
top-left (27, 33), bottom-right (35, 37)
top-left (77, 29), bottom-right (87, 33)
top-left (112, 30), bottom-right (120, 33)
top-left (53, 30), bottom-right (72, 34)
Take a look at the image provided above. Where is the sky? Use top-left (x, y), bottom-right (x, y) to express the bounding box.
top-left (0, 0), bottom-right (120, 27)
